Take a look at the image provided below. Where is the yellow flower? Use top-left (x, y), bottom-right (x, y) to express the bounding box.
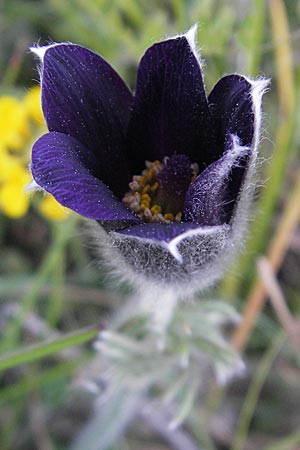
top-left (0, 148), bottom-right (16, 181)
top-left (39, 195), bottom-right (67, 221)
top-left (0, 96), bottom-right (30, 150)
top-left (0, 88), bottom-right (69, 221)
top-left (0, 164), bottom-right (31, 218)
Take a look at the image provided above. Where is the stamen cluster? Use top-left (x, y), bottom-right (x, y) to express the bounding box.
top-left (122, 158), bottom-right (198, 224)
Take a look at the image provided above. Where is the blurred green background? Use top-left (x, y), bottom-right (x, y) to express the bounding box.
top-left (0, 1), bottom-right (299, 449)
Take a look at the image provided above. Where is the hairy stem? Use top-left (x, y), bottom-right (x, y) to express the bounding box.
top-left (141, 403), bottom-right (203, 450)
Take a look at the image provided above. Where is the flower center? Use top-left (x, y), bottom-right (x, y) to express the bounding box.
top-left (122, 154), bottom-right (199, 224)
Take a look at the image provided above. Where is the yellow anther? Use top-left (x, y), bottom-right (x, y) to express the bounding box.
top-left (150, 181), bottom-right (158, 192)
top-left (141, 202), bottom-right (150, 211)
top-left (142, 184), bottom-right (151, 194)
top-left (141, 193), bottom-right (151, 202)
top-left (123, 157), bottom-right (197, 225)
top-left (164, 213), bottom-right (174, 221)
top-left (150, 204), bottom-right (162, 215)
top-left (175, 212), bottom-right (182, 222)
top-left (146, 168), bottom-right (154, 181)
top-left (138, 175), bottom-right (147, 186)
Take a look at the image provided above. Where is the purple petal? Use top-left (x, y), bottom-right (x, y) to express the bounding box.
top-left (40, 44), bottom-right (133, 195)
top-left (208, 75), bottom-right (254, 149)
top-left (126, 32), bottom-right (219, 175)
top-left (31, 131), bottom-right (139, 222)
top-left (116, 222), bottom-right (200, 243)
top-left (183, 136), bottom-right (250, 225)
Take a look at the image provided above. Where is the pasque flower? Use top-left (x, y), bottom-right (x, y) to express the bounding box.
top-left (31, 27), bottom-right (267, 294)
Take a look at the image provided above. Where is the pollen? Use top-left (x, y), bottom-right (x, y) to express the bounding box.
top-left (164, 213), bottom-right (174, 221)
top-left (150, 204), bottom-right (162, 215)
top-left (122, 156), bottom-right (199, 224)
top-left (141, 193), bottom-right (151, 203)
top-left (150, 181), bottom-right (159, 192)
top-left (142, 185), bottom-right (151, 194)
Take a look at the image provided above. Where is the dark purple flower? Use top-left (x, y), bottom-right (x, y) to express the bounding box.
top-left (31, 27), bottom-right (267, 294)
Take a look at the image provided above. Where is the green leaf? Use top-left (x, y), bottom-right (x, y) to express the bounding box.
top-left (0, 325), bottom-right (99, 372)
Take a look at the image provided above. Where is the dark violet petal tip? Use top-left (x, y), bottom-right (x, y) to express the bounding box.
top-left (41, 44), bottom-right (134, 195)
top-left (126, 33), bottom-right (219, 174)
top-left (31, 131), bottom-right (140, 222)
top-left (208, 75), bottom-right (254, 149)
